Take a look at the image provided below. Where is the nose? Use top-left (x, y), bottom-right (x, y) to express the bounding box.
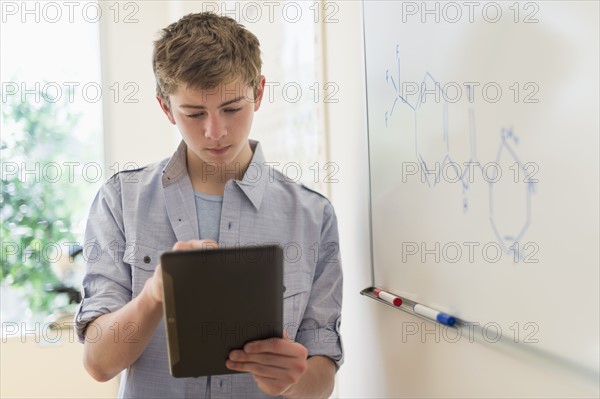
top-left (204, 113), bottom-right (226, 141)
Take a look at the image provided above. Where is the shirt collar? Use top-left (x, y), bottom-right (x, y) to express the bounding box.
top-left (236, 140), bottom-right (269, 211)
top-left (162, 139), bottom-right (269, 211)
top-left (161, 140), bottom-right (188, 187)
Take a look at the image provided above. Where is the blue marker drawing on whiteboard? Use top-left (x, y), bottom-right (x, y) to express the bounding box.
top-left (489, 127), bottom-right (537, 256)
top-left (413, 304), bottom-right (456, 327)
top-left (383, 44), bottom-right (537, 259)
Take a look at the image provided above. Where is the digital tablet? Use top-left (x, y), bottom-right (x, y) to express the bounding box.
top-left (160, 244), bottom-right (284, 378)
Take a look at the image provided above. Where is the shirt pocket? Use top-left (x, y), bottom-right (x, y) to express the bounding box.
top-left (283, 269), bottom-right (312, 340)
top-left (124, 242), bottom-right (165, 298)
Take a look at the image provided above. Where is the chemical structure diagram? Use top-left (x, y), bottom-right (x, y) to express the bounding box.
top-left (383, 44), bottom-right (537, 257)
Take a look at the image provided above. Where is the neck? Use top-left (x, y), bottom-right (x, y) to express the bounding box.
top-left (187, 143), bottom-right (253, 195)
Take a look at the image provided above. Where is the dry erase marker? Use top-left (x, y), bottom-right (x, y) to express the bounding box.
top-left (413, 304), bottom-right (456, 326)
top-left (373, 288), bottom-right (402, 307)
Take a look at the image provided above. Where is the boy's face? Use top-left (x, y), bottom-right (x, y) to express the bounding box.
top-left (158, 77), bottom-right (265, 173)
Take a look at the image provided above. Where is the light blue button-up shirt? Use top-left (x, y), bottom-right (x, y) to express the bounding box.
top-left (75, 140), bottom-right (344, 398)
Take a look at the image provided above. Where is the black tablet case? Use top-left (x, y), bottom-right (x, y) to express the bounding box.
top-left (160, 245), bottom-right (284, 378)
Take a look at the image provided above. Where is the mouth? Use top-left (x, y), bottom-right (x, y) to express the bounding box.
top-left (207, 145), bottom-right (231, 155)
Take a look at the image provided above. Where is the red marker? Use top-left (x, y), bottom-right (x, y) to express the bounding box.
top-left (374, 288), bottom-right (402, 307)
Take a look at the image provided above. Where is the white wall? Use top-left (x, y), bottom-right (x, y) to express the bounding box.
top-left (99, 2), bottom-right (178, 169)
top-left (323, 3), bottom-right (385, 395)
top-left (325, 2), bottom-right (599, 398)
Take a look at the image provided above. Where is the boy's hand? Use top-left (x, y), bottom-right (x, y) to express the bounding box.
top-left (226, 331), bottom-right (308, 397)
top-left (147, 239), bottom-right (219, 304)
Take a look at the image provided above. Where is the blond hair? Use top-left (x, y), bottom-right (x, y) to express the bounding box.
top-left (153, 12), bottom-right (262, 102)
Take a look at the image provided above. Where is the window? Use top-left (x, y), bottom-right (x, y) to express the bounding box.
top-left (1, 1), bottom-right (104, 334)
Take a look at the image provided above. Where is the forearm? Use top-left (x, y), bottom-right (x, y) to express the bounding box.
top-left (83, 280), bottom-right (163, 382)
top-left (284, 356), bottom-right (336, 399)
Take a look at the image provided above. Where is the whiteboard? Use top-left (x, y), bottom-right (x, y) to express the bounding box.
top-left (364, 0), bottom-right (599, 374)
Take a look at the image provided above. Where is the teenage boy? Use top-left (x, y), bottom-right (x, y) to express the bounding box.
top-left (75, 12), bottom-right (343, 398)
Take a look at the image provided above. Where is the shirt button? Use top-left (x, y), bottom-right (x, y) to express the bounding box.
top-left (143, 255), bottom-right (151, 264)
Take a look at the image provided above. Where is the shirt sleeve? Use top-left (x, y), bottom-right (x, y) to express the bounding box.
top-left (295, 201), bottom-right (344, 370)
top-left (74, 176), bottom-right (132, 343)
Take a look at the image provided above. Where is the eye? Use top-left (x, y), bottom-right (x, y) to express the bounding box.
top-left (224, 107), bottom-right (242, 113)
top-left (185, 112), bottom-right (205, 119)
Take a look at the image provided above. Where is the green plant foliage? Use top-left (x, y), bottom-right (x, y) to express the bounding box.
top-left (1, 86), bottom-right (88, 314)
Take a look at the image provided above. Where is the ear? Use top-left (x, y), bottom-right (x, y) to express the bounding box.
top-left (156, 95), bottom-right (176, 125)
top-left (253, 76), bottom-right (266, 112)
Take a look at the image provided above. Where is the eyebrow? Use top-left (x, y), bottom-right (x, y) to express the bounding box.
top-left (179, 96), bottom-right (245, 110)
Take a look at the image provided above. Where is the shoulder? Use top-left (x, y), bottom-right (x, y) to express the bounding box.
top-left (269, 166), bottom-right (329, 196)
top-left (101, 157), bottom-right (169, 197)
top-left (265, 167), bottom-right (335, 219)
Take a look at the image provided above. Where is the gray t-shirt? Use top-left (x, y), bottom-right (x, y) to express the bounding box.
top-left (194, 191), bottom-right (223, 242)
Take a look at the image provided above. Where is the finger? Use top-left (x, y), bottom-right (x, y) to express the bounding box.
top-left (189, 239), bottom-right (218, 250)
top-left (229, 351), bottom-right (294, 369)
top-left (244, 338), bottom-right (308, 358)
top-left (172, 241), bottom-right (192, 251)
top-left (226, 360), bottom-right (290, 379)
top-left (172, 240), bottom-right (218, 251)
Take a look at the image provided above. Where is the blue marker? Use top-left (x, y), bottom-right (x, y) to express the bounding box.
top-left (413, 304), bottom-right (456, 327)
